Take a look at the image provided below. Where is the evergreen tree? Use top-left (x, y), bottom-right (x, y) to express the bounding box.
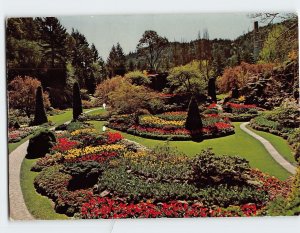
top-left (232, 85), bottom-right (240, 99)
top-left (208, 77), bottom-right (217, 102)
top-left (107, 43), bottom-right (126, 77)
top-left (33, 86), bottom-right (48, 125)
top-left (73, 82), bottom-right (83, 120)
top-left (90, 43), bottom-right (99, 62)
top-left (185, 96), bottom-right (203, 131)
top-left (37, 17), bottom-right (68, 68)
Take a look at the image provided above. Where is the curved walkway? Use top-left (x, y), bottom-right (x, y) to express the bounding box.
top-left (9, 108), bottom-right (102, 220)
top-left (240, 122), bottom-right (297, 175)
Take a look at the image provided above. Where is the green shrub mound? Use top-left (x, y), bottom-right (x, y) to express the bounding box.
top-left (63, 161), bottom-right (106, 190)
top-left (27, 130), bottom-right (56, 159)
top-left (96, 166), bottom-right (267, 207)
top-left (192, 150), bottom-right (252, 186)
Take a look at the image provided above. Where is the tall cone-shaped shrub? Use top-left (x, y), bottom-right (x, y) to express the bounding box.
top-left (185, 96), bottom-right (203, 131)
top-left (33, 86), bottom-right (48, 125)
top-left (208, 77), bottom-right (217, 102)
top-left (73, 82), bottom-right (83, 120)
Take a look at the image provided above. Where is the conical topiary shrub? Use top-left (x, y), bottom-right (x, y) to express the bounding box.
top-left (73, 82), bottom-right (83, 121)
top-left (185, 96), bottom-right (203, 132)
top-left (231, 85), bottom-right (239, 99)
top-left (208, 77), bottom-right (217, 102)
top-left (33, 86), bottom-right (48, 125)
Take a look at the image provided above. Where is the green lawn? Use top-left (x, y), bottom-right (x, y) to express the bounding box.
top-left (85, 107), bottom-right (106, 115)
top-left (20, 158), bottom-right (69, 220)
top-left (247, 125), bottom-right (296, 165)
top-left (90, 121), bottom-right (292, 180)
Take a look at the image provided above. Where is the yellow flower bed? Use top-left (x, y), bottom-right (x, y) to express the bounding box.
top-left (124, 151), bottom-right (147, 159)
top-left (140, 115), bottom-right (184, 126)
top-left (70, 128), bottom-right (97, 136)
top-left (64, 144), bottom-right (126, 159)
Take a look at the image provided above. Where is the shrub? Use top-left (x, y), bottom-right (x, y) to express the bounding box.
top-left (73, 82), bottom-right (83, 120)
top-left (27, 130), bottom-right (56, 159)
top-left (217, 62), bottom-right (274, 93)
top-left (63, 161), bottom-right (106, 190)
top-left (207, 77), bottom-right (217, 102)
top-left (81, 100), bottom-right (93, 109)
top-left (124, 70), bottom-right (151, 85)
top-left (31, 153), bottom-right (63, 172)
top-left (191, 149), bottom-right (252, 186)
top-left (185, 97), bottom-right (202, 137)
top-left (33, 86), bottom-right (48, 125)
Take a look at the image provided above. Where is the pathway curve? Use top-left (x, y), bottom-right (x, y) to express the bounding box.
top-left (240, 122), bottom-right (297, 175)
top-left (9, 108), bottom-right (102, 220)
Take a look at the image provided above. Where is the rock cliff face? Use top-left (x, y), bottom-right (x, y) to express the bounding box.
top-left (241, 59), bottom-right (299, 109)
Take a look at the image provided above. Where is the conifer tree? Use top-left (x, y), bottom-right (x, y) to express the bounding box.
top-left (185, 96), bottom-right (203, 131)
top-left (208, 77), bottom-right (217, 102)
top-left (73, 82), bottom-right (83, 120)
top-left (33, 86), bottom-right (48, 125)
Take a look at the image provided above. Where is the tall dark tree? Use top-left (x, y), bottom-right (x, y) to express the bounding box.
top-left (208, 77), bottom-right (217, 102)
top-left (72, 82), bottom-right (83, 120)
top-left (37, 17), bottom-right (68, 68)
top-left (90, 43), bottom-right (99, 62)
top-left (231, 85), bottom-right (240, 99)
top-left (185, 96), bottom-right (203, 131)
top-left (33, 86), bottom-right (48, 125)
top-left (136, 30), bottom-right (169, 72)
top-left (106, 43), bottom-right (126, 77)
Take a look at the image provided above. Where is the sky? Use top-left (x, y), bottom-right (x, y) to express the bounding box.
top-left (58, 13), bottom-right (261, 60)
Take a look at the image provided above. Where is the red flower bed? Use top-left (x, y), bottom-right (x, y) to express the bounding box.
top-left (106, 132), bottom-right (123, 144)
top-left (215, 122), bottom-right (232, 130)
top-left (207, 103), bottom-right (217, 109)
top-left (250, 169), bottom-right (291, 200)
top-left (227, 102), bottom-right (256, 109)
top-left (52, 138), bottom-right (79, 152)
top-left (80, 197), bottom-right (258, 219)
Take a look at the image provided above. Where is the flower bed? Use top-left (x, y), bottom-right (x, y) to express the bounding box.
top-left (222, 102), bottom-right (259, 121)
top-left (108, 112), bottom-right (234, 141)
top-left (8, 126), bottom-right (41, 143)
top-left (30, 124), bottom-right (291, 219)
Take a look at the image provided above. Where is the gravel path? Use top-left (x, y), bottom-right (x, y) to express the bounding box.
top-left (9, 108), bottom-right (101, 220)
top-left (240, 122), bottom-right (297, 175)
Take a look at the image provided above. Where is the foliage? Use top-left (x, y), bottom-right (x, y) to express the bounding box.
top-left (125, 70), bottom-right (151, 85)
top-left (8, 126), bottom-right (41, 143)
top-left (97, 165), bottom-right (267, 206)
top-left (27, 130), bottom-right (56, 159)
top-left (106, 43), bottom-right (126, 77)
top-left (63, 161), bottom-right (106, 190)
top-left (33, 86), bottom-right (48, 125)
top-left (166, 61), bottom-right (207, 96)
top-left (72, 82), bottom-right (83, 120)
top-left (94, 76), bottom-right (128, 105)
top-left (259, 24), bottom-right (297, 64)
top-left (217, 62), bottom-right (274, 93)
top-left (108, 81), bottom-right (155, 114)
top-left (191, 149), bottom-right (252, 186)
top-left (136, 30), bottom-right (169, 71)
top-left (8, 76), bottom-right (50, 117)
top-left (31, 153), bottom-right (64, 172)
